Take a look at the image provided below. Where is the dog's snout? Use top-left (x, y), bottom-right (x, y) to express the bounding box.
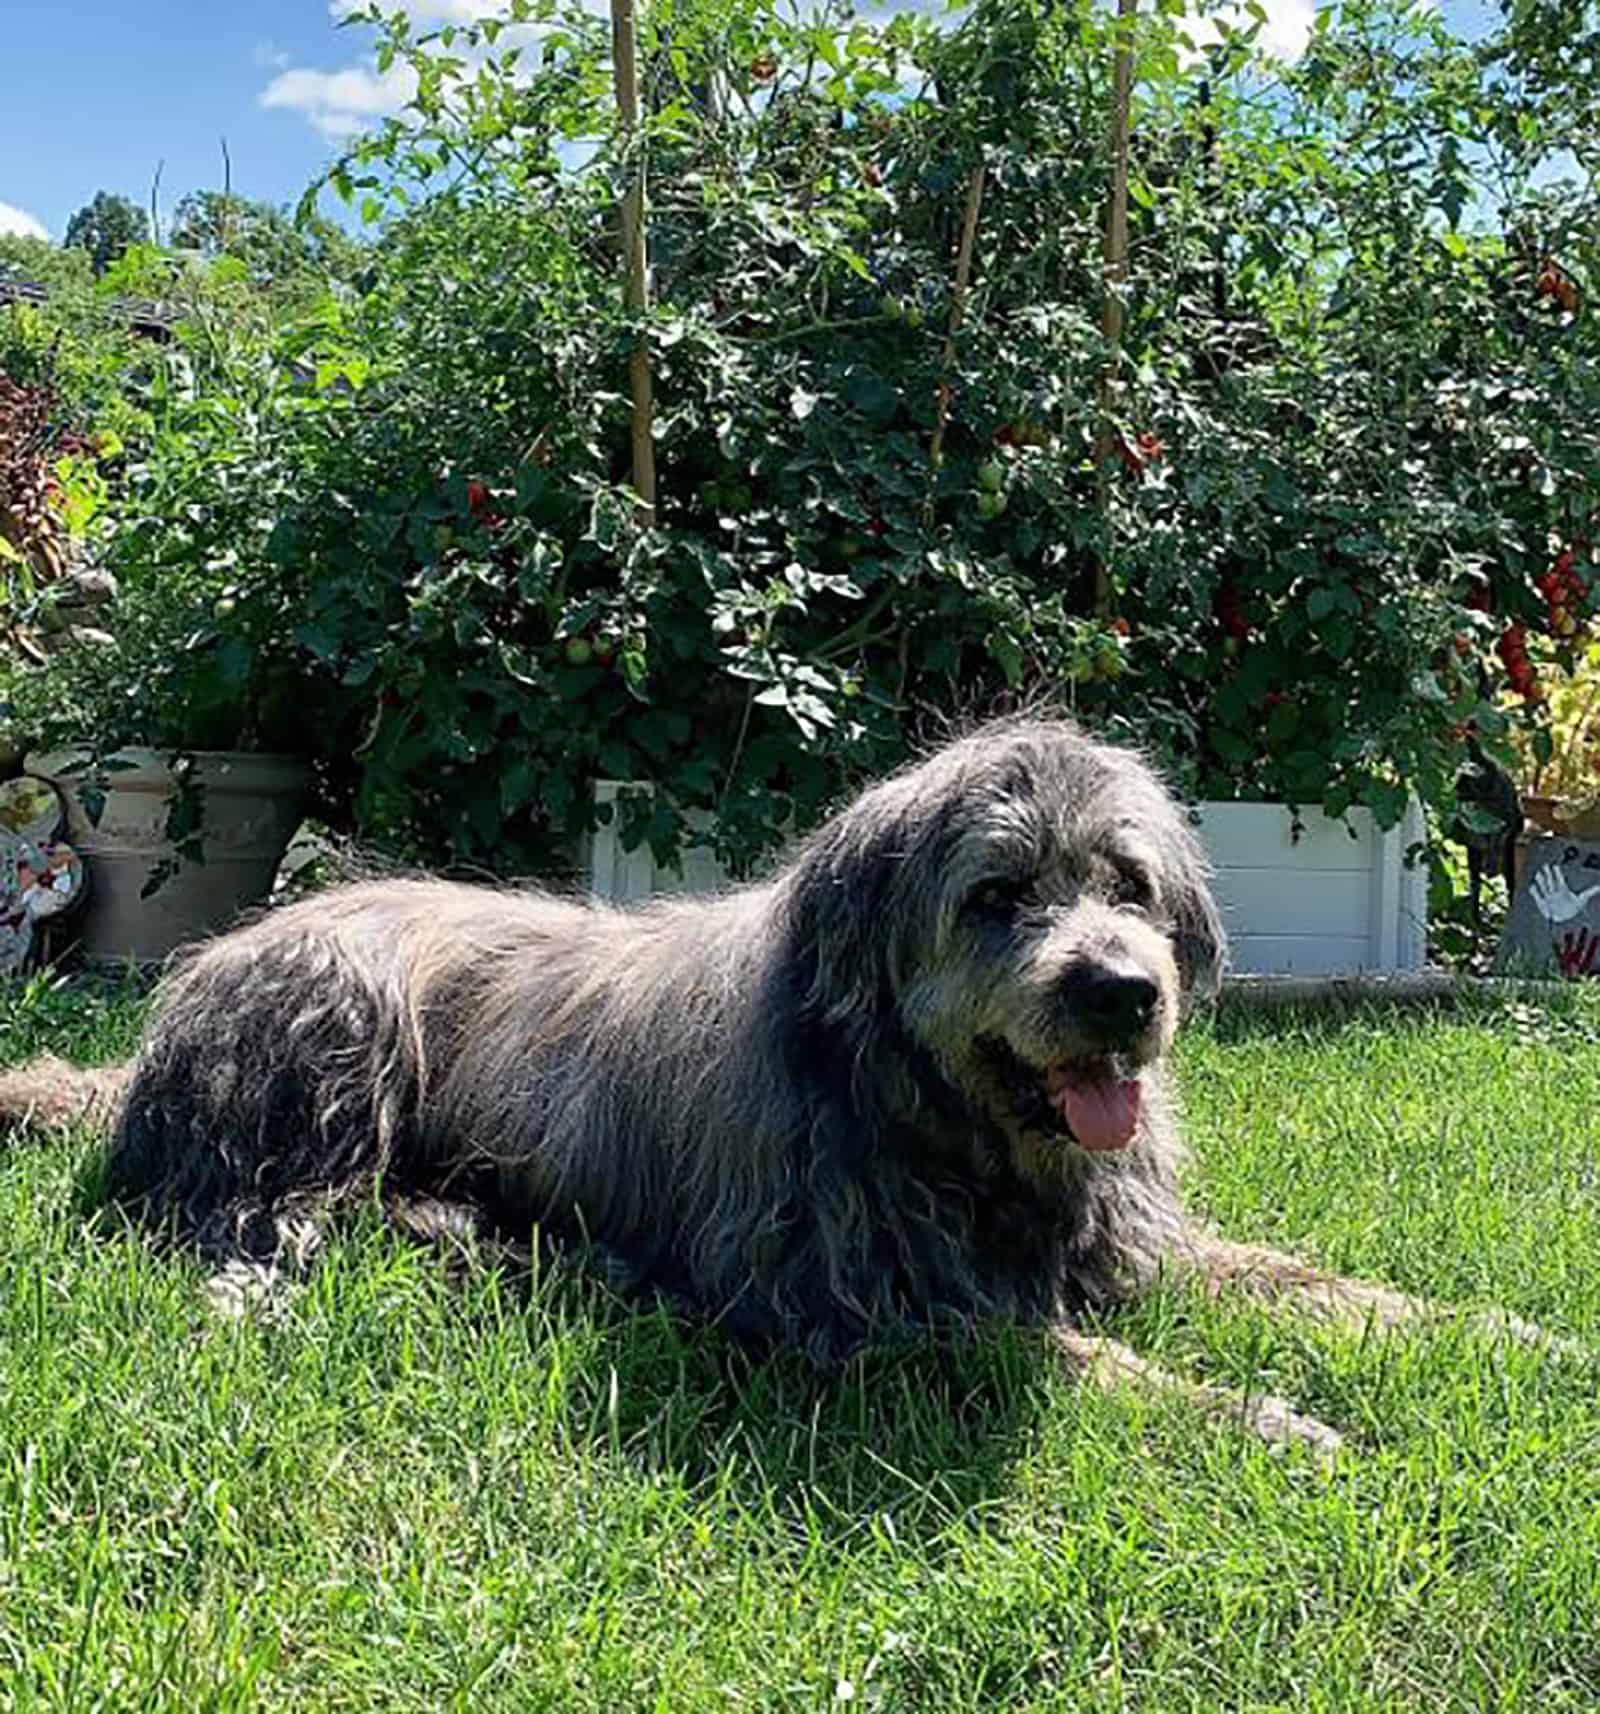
top-left (1061, 961), bottom-right (1160, 1045)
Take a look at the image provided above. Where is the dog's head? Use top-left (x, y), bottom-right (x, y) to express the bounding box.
top-left (789, 717), bottom-right (1223, 1177)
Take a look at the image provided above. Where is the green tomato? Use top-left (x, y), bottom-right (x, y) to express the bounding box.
top-left (564, 636), bottom-right (594, 667)
top-left (975, 489), bottom-right (1008, 520)
top-left (976, 458), bottom-right (1006, 493)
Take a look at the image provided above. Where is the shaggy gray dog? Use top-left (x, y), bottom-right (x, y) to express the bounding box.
top-left (0, 716), bottom-right (1564, 1451)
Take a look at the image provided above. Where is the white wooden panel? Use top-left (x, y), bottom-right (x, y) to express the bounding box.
top-left (1196, 800), bottom-right (1427, 976)
top-left (1209, 868), bottom-right (1370, 939)
top-left (589, 781), bottom-right (732, 901)
top-left (586, 785), bottom-right (1429, 977)
top-left (1193, 801), bottom-right (1379, 869)
top-left (1225, 935), bottom-right (1376, 976)
top-left (1392, 799), bottom-right (1430, 970)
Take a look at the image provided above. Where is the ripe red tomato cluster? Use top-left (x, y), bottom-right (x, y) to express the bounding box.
top-left (1213, 584), bottom-right (1249, 643)
top-left (1536, 260), bottom-right (1580, 314)
top-left (465, 478), bottom-right (508, 531)
top-left (1538, 547), bottom-right (1588, 638)
top-left (1116, 430), bottom-right (1166, 476)
top-left (1496, 623), bottom-right (1540, 702)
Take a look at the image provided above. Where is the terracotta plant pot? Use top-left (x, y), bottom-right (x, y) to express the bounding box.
top-left (1521, 793), bottom-right (1565, 835)
top-left (24, 747), bottom-right (310, 964)
top-left (1520, 793), bottom-right (1600, 841)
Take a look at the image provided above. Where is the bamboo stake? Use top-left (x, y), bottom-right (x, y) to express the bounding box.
top-left (1091, 0), bottom-right (1138, 615)
top-left (610, 0), bottom-right (656, 526)
top-left (926, 161), bottom-right (987, 512)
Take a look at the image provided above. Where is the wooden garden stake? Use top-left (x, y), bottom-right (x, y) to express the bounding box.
top-left (610, 0), bottom-right (657, 526)
top-left (1092, 0), bottom-right (1138, 615)
top-left (926, 161), bottom-right (987, 515)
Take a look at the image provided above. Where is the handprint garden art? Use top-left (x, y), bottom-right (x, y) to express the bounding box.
top-left (1500, 841), bottom-right (1600, 977)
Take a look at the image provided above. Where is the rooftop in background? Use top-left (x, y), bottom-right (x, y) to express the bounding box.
top-left (0, 277), bottom-right (175, 343)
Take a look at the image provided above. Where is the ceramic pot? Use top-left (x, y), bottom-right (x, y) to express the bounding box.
top-left (24, 748), bottom-right (309, 964)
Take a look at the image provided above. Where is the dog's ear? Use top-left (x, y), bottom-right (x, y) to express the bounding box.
top-left (774, 814), bottom-right (919, 1159)
top-left (1167, 831), bottom-right (1226, 1001)
top-left (785, 816), bottom-right (903, 1031)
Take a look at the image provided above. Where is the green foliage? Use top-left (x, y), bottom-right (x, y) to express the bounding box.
top-left (62, 190), bottom-right (151, 276)
top-left (171, 190), bottom-right (369, 309)
top-left (1509, 638), bottom-right (1600, 802)
top-left (9, 0), bottom-right (1600, 881)
top-left (1490, 0), bottom-right (1600, 160)
top-left (0, 234), bottom-right (155, 418)
top-left (0, 234), bottom-right (93, 292)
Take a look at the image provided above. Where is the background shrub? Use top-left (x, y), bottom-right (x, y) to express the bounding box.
top-left (6, 0), bottom-right (1597, 881)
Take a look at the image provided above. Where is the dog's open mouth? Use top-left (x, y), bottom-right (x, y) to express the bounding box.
top-left (1044, 1062), bottom-right (1143, 1151)
top-left (980, 1038), bottom-right (1144, 1152)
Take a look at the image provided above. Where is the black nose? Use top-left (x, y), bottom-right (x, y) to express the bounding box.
top-left (1061, 962), bottom-right (1160, 1046)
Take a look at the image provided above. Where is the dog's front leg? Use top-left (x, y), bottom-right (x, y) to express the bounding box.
top-left (1049, 1326), bottom-right (1345, 1458)
top-left (1172, 1230), bottom-right (1583, 1357)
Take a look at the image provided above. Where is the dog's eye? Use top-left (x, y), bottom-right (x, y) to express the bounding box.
top-left (969, 878), bottom-right (1028, 918)
top-left (1110, 867), bottom-right (1154, 913)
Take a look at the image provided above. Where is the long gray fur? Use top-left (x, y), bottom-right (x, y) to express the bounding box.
top-left (30, 716), bottom-right (1227, 1362)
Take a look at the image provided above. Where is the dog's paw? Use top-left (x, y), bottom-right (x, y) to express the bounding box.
top-left (1469, 1307), bottom-right (1594, 1365)
top-left (1235, 1390), bottom-right (1346, 1461)
top-left (203, 1259), bottom-right (285, 1320)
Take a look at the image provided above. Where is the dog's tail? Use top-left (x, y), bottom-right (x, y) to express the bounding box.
top-left (0, 1055), bottom-right (131, 1133)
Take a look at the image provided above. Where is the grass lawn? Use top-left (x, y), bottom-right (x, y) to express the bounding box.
top-left (2, 975), bottom-right (1598, 1711)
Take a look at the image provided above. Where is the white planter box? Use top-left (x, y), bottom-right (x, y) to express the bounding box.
top-left (1193, 801), bottom-right (1427, 977)
top-left (585, 785), bottom-right (1428, 978)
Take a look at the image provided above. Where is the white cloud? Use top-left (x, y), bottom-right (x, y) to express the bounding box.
top-left (0, 201), bottom-right (49, 241)
top-left (259, 60), bottom-right (417, 140)
top-left (266, 3), bottom-right (562, 141)
top-left (1178, 0), bottom-right (1316, 62)
top-left (254, 39), bottom-right (291, 71)
top-left (1245, 0), bottom-right (1317, 61)
top-left (271, 0), bottom-right (1326, 150)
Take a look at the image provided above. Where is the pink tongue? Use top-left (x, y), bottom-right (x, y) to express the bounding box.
top-left (1046, 1070), bottom-right (1142, 1152)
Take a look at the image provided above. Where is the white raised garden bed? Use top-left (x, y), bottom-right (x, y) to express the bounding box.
top-left (585, 785), bottom-right (1428, 978)
top-left (1193, 801), bottom-right (1427, 977)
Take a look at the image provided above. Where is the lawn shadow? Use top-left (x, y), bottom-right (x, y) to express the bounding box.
top-left (56, 1146), bottom-right (1064, 1550)
top-left (489, 1251), bottom-right (1065, 1548)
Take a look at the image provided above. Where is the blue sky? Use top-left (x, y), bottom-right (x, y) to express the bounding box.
top-left (0, 0), bottom-right (424, 241)
top-left (0, 0), bottom-right (1513, 244)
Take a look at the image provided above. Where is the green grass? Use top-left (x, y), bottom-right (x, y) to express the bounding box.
top-left (2, 977), bottom-right (1599, 1711)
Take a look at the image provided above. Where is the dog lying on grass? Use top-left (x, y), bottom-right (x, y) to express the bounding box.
top-left (0, 717), bottom-right (1569, 1454)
